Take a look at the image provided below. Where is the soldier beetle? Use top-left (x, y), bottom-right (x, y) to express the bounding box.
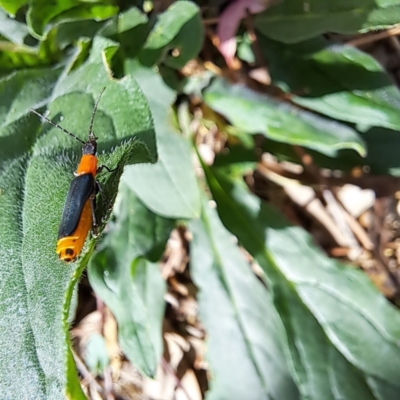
top-left (31, 88), bottom-right (116, 262)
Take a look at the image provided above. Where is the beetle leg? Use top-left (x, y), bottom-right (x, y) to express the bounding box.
top-left (96, 180), bottom-right (113, 210)
top-left (97, 164), bottom-right (119, 174)
top-left (90, 192), bottom-right (98, 237)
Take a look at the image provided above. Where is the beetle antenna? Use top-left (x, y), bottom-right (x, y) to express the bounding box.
top-left (30, 108), bottom-right (86, 144)
top-left (88, 87), bottom-right (106, 140)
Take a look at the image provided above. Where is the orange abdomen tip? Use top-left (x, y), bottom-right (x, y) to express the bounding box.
top-left (56, 199), bottom-right (93, 262)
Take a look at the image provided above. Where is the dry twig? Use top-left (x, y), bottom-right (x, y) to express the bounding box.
top-left (347, 25), bottom-right (400, 47)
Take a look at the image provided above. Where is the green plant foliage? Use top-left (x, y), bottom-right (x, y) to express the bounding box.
top-left (237, 32), bottom-right (255, 64)
top-left (0, 20), bottom-right (156, 400)
top-left (139, 1), bottom-right (203, 68)
top-left (0, 0), bottom-right (26, 16)
top-left (0, 157), bottom-right (44, 399)
top-left (313, 126), bottom-right (400, 177)
top-left (259, 35), bottom-right (400, 131)
top-left (0, 8), bottom-right (29, 43)
top-left (361, 127), bottom-right (400, 176)
top-left (0, 23), bottom-right (64, 75)
top-left (0, 42), bottom-right (50, 74)
top-left (27, 0), bottom-right (118, 39)
top-left (256, 0), bottom-right (400, 43)
top-left (85, 333), bottom-right (110, 374)
top-left (2, 0), bottom-right (400, 398)
top-left (103, 6), bottom-right (149, 49)
top-left (123, 63), bottom-right (201, 219)
top-left (54, 19), bottom-right (105, 50)
top-left (189, 199), bottom-right (299, 400)
top-left (88, 184), bottom-right (173, 377)
top-left (204, 77), bottom-right (366, 157)
top-left (0, 66), bottom-right (60, 167)
top-left (202, 165), bottom-right (400, 399)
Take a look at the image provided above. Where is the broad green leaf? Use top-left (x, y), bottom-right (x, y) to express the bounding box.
top-left (0, 157), bottom-right (47, 399)
top-left (273, 282), bottom-right (337, 399)
top-left (255, 0), bottom-right (400, 43)
top-left (260, 35), bottom-right (400, 131)
top-left (189, 199), bottom-right (299, 400)
top-left (118, 7), bottom-right (148, 32)
top-left (88, 184), bottom-right (173, 377)
top-left (361, 127), bottom-right (400, 176)
top-left (104, 7), bottom-right (150, 57)
top-left (274, 282), bottom-right (376, 400)
top-left (204, 77), bottom-right (366, 157)
top-left (140, 1), bottom-right (203, 68)
top-left (367, 376), bottom-right (400, 400)
top-left (163, 4), bottom-right (203, 69)
top-left (101, 7), bottom-right (150, 76)
top-left (254, 129), bottom-right (400, 182)
top-left (0, 66), bottom-right (61, 168)
top-left (0, 36), bottom-right (156, 398)
top-left (50, 37), bottom-right (156, 161)
top-left (123, 62), bottom-right (201, 219)
top-left (27, 0), bottom-right (118, 39)
top-left (329, 347), bottom-right (376, 399)
top-left (22, 104), bottom-right (146, 398)
top-left (203, 165), bottom-right (400, 397)
top-left (295, 125), bottom-right (400, 177)
top-left (0, 0), bottom-right (27, 16)
top-left (55, 19), bottom-right (105, 50)
top-left (0, 8), bottom-right (29, 44)
top-left (144, 1), bottom-right (198, 49)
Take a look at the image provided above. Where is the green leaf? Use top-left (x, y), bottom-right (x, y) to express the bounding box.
top-left (189, 199), bottom-right (299, 400)
top-left (361, 127), bottom-right (400, 176)
top-left (123, 62), bottom-right (201, 219)
top-left (27, 0), bottom-right (118, 39)
top-left (144, 1), bottom-right (198, 49)
top-left (0, 157), bottom-right (47, 399)
top-left (118, 7), bottom-right (148, 32)
top-left (272, 282), bottom-right (339, 399)
top-left (328, 347), bottom-right (376, 399)
top-left (101, 8), bottom-right (151, 76)
top-left (204, 77), bottom-right (366, 157)
top-left (305, 125), bottom-right (400, 177)
top-left (140, 1), bottom-right (203, 68)
top-left (107, 7), bottom-right (150, 59)
top-left (237, 32), bottom-right (255, 64)
top-left (255, 0), bottom-right (400, 43)
top-left (203, 165), bottom-right (400, 398)
top-left (0, 0), bottom-right (27, 16)
top-left (0, 36), bottom-right (156, 398)
top-left (367, 377), bottom-right (400, 400)
top-left (213, 144), bottom-right (258, 177)
top-left (163, 5), bottom-right (203, 69)
top-left (0, 66), bottom-right (61, 168)
top-left (55, 19), bottom-right (105, 50)
top-left (49, 37), bottom-right (156, 161)
top-left (0, 42), bottom-right (46, 73)
top-left (260, 35), bottom-right (400, 131)
top-left (0, 8), bottom-right (29, 44)
top-left (88, 184), bottom-right (173, 377)
top-left (21, 147), bottom-right (89, 400)
top-left (0, 27), bottom-right (61, 73)
top-left (85, 334), bottom-right (110, 374)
